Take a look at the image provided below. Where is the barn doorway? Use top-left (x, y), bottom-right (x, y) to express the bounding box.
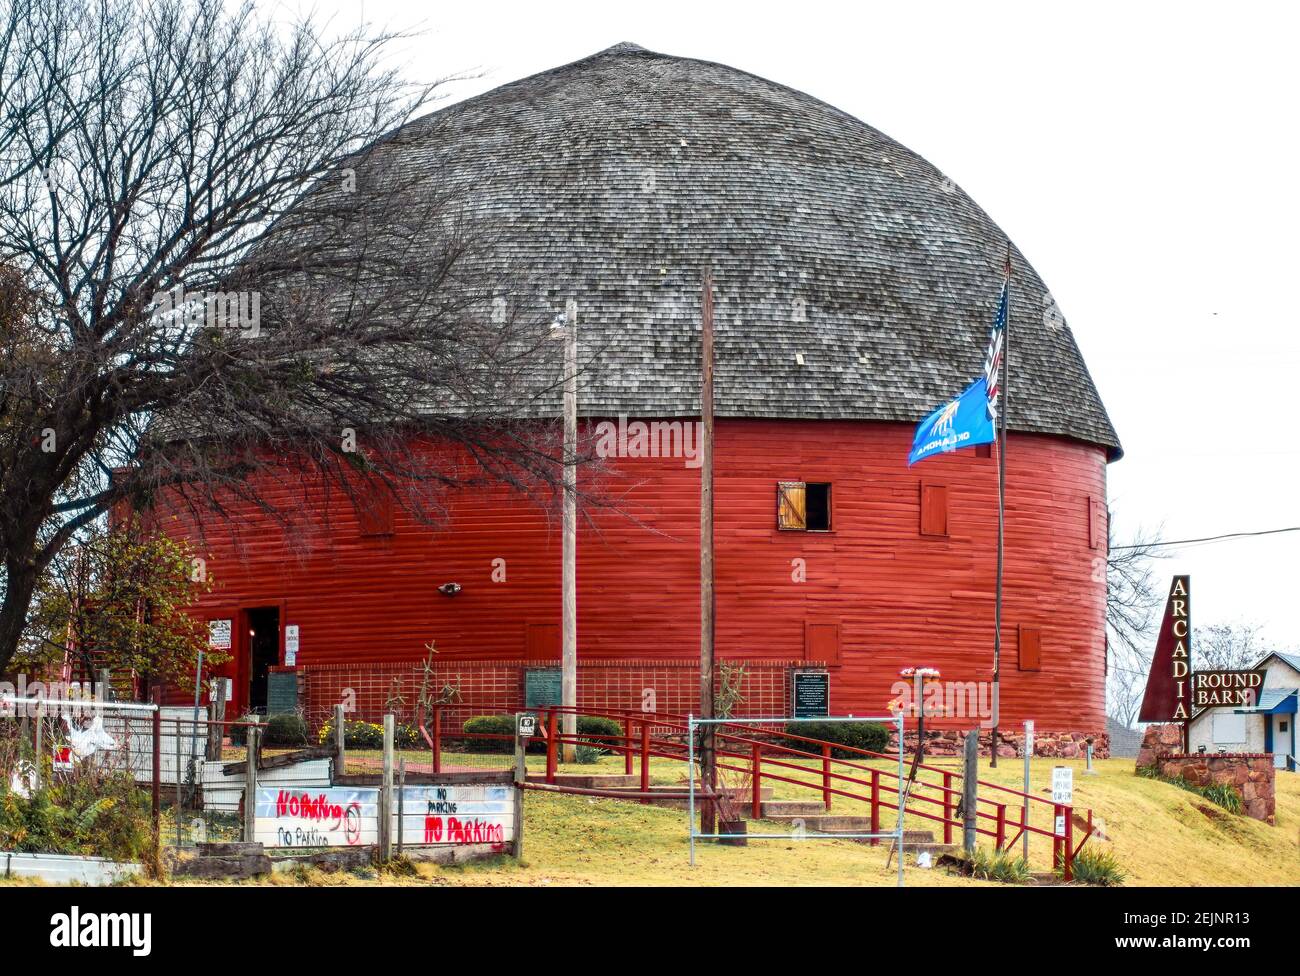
top-left (246, 607), bottom-right (280, 714)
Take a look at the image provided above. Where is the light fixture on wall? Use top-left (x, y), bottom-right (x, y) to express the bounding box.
top-left (438, 582), bottom-right (462, 597)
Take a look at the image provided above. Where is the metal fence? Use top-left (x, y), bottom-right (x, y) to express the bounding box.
top-left (687, 713), bottom-right (907, 884)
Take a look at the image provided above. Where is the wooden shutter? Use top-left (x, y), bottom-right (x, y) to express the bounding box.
top-left (1088, 497), bottom-right (1106, 550)
top-left (356, 492), bottom-right (394, 537)
top-left (805, 622), bottom-right (841, 666)
top-left (1018, 625), bottom-right (1042, 672)
top-left (920, 483), bottom-right (949, 537)
top-left (526, 623), bottom-right (561, 661)
top-left (777, 481), bottom-right (807, 530)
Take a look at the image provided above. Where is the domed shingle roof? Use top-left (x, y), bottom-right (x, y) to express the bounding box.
top-left (384, 43), bottom-right (1121, 457)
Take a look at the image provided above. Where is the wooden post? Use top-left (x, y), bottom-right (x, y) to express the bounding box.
top-left (699, 266), bottom-right (717, 837)
top-left (991, 248), bottom-right (1011, 768)
top-left (962, 729), bottom-right (978, 854)
top-left (334, 702), bottom-right (345, 778)
top-left (560, 302), bottom-right (578, 763)
top-left (380, 713), bottom-right (394, 862)
top-left (207, 684), bottom-right (227, 761)
top-left (513, 719), bottom-right (526, 861)
top-left (396, 758), bottom-right (406, 855)
top-left (243, 724), bottom-right (259, 843)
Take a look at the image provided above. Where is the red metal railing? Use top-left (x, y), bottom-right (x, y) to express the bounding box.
top-left (417, 703), bottom-right (1092, 878)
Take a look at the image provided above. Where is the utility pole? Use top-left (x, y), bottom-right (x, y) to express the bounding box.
top-left (991, 244), bottom-right (1011, 768)
top-left (555, 303), bottom-right (578, 762)
top-left (699, 269), bottom-right (717, 837)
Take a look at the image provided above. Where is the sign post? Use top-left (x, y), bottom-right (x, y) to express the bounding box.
top-left (1139, 576), bottom-right (1193, 750)
top-left (1022, 719), bottom-right (1033, 862)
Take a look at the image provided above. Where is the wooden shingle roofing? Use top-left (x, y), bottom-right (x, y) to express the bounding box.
top-left (377, 43), bottom-right (1121, 457)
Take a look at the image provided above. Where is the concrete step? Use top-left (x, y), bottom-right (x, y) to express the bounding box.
top-left (638, 785), bottom-right (774, 811)
top-left (760, 800), bottom-right (826, 817)
top-left (524, 773), bottom-right (639, 789)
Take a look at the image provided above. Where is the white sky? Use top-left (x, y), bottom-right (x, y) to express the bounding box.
top-left (309, 0), bottom-right (1300, 646)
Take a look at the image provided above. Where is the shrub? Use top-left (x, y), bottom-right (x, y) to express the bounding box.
top-left (228, 714), bottom-right (262, 747)
top-left (1060, 845), bottom-right (1127, 886)
top-left (0, 770), bottom-right (152, 861)
top-left (576, 716), bottom-right (623, 752)
top-left (262, 714), bottom-right (309, 747)
top-left (574, 745), bottom-right (603, 765)
top-left (781, 721), bottom-right (889, 759)
top-left (461, 715), bottom-right (516, 753)
top-left (1136, 765), bottom-right (1244, 814)
top-left (962, 847), bottom-right (1032, 884)
top-left (458, 715), bottom-right (625, 755)
top-left (315, 719), bottom-right (384, 750)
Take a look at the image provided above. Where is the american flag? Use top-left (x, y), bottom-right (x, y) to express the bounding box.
top-left (983, 280), bottom-right (1008, 422)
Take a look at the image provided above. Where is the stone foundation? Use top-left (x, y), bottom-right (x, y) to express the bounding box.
top-left (886, 728), bottom-right (1109, 760)
top-left (1135, 724), bottom-right (1276, 824)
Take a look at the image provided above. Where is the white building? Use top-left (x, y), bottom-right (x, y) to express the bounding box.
top-left (1188, 652), bottom-right (1298, 769)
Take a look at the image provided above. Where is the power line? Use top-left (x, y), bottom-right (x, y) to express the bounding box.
top-left (1112, 525), bottom-right (1300, 550)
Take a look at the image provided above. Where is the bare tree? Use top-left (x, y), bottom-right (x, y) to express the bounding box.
top-left (0, 0), bottom-right (577, 673)
top-left (1104, 510), bottom-right (1165, 725)
top-left (1194, 621), bottom-right (1275, 672)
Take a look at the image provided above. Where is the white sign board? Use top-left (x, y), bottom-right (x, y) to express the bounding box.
top-left (395, 785), bottom-right (515, 848)
top-left (1051, 766), bottom-right (1073, 805)
top-left (208, 618), bottom-right (232, 651)
top-left (255, 788), bottom-right (379, 848)
top-left (1055, 814), bottom-right (1066, 835)
top-left (284, 625), bottom-right (299, 666)
top-left (517, 713), bottom-right (537, 739)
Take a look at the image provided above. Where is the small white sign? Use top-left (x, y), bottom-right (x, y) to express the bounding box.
top-left (284, 625), bottom-right (300, 666)
top-left (517, 713), bottom-right (537, 739)
top-left (1055, 814), bottom-right (1066, 835)
top-left (1024, 720), bottom-right (1034, 756)
top-left (209, 677), bottom-right (233, 703)
top-left (1052, 765), bottom-right (1073, 805)
top-left (208, 618), bottom-right (232, 651)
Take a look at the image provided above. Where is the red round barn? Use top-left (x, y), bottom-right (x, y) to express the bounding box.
top-left (163, 44), bottom-right (1121, 738)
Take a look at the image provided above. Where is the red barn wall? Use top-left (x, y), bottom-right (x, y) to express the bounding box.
top-left (163, 418), bottom-right (1108, 730)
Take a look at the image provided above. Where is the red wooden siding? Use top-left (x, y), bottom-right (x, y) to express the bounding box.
top-left (161, 418), bottom-right (1109, 729)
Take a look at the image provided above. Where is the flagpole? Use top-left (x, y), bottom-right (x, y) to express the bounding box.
top-left (991, 244), bottom-right (1010, 768)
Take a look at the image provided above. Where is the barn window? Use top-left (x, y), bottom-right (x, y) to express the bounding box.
top-left (974, 443), bottom-right (992, 459)
top-left (1018, 625), bottom-right (1041, 672)
top-left (777, 481), bottom-right (831, 531)
top-left (920, 483), bottom-right (948, 537)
